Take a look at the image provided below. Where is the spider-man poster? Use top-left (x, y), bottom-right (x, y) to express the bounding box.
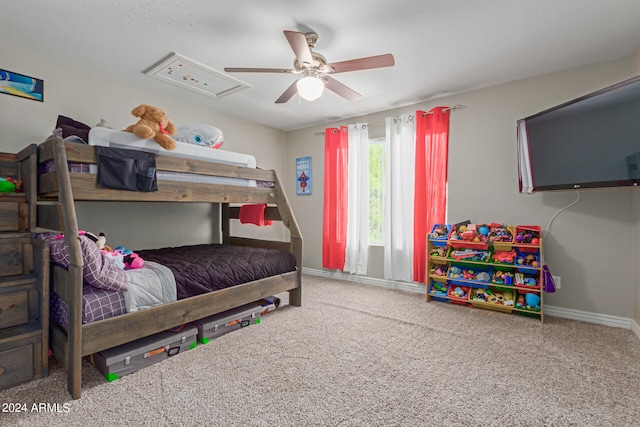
top-left (296, 156), bottom-right (312, 195)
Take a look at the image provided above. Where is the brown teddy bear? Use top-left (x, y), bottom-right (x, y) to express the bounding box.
top-left (124, 104), bottom-right (177, 150)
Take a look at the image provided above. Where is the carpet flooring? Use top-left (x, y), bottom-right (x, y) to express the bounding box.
top-left (2, 274), bottom-right (639, 426)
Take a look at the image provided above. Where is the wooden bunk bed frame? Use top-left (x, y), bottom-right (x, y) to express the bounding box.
top-left (35, 137), bottom-right (303, 399)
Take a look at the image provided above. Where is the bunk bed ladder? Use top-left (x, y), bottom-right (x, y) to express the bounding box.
top-left (51, 138), bottom-right (84, 399)
top-left (272, 170), bottom-right (303, 306)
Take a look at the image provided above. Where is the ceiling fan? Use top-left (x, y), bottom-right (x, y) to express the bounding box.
top-left (224, 30), bottom-right (395, 103)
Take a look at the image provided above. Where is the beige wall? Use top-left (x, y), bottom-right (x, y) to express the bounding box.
top-left (0, 40), bottom-right (288, 249)
top-left (285, 57), bottom-right (637, 318)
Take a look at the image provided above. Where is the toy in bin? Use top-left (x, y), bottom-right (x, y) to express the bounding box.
top-left (516, 253), bottom-right (539, 268)
top-left (492, 288), bottom-right (514, 306)
top-left (429, 281), bottom-right (448, 297)
top-left (449, 224), bottom-right (490, 243)
top-left (448, 284), bottom-right (470, 300)
top-left (449, 248), bottom-right (490, 262)
top-left (429, 245), bottom-right (449, 259)
top-left (448, 266), bottom-right (490, 282)
top-left (516, 293), bottom-right (541, 311)
top-left (515, 227), bottom-right (541, 245)
top-left (429, 264), bottom-right (448, 277)
top-left (514, 272), bottom-right (539, 288)
top-left (489, 225), bottom-right (514, 243)
top-left (448, 266), bottom-right (462, 279)
top-left (491, 270), bottom-right (514, 285)
top-left (471, 288), bottom-right (515, 306)
top-left (430, 224), bottom-right (451, 239)
top-left (492, 249), bottom-right (516, 264)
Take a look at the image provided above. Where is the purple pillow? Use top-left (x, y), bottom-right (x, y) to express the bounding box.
top-left (38, 232), bottom-right (127, 292)
top-left (56, 115), bottom-right (91, 143)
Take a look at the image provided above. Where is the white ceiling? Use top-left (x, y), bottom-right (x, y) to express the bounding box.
top-left (3, 1), bottom-right (640, 131)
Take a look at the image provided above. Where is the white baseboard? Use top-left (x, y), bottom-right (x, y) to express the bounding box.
top-left (302, 267), bottom-right (424, 294)
top-left (303, 268), bottom-right (638, 333)
top-left (543, 305), bottom-right (632, 329)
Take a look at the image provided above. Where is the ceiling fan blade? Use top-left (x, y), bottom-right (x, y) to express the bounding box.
top-left (324, 77), bottom-right (362, 102)
top-left (224, 67), bottom-right (294, 73)
top-left (284, 30), bottom-right (313, 67)
top-left (327, 54), bottom-right (395, 74)
top-left (275, 81), bottom-right (299, 103)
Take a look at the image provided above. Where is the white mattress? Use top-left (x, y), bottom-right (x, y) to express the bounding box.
top-left (88, 128), bottom-right (257, 186)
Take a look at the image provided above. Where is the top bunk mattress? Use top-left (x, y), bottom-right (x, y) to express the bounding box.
top-left (88, 128), bottom-right (258, 187)
top-left (89, 127), bottom-right (256, 168)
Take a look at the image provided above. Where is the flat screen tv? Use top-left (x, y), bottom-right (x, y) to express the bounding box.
top-left (517, 75), bottom-right (640, 193)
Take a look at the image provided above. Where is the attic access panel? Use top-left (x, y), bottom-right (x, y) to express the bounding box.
top-left (146, 53), bottom-right (250, 99)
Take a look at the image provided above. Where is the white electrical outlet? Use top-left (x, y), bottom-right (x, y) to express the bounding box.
top-left (552, 275), bottom-right (561, 289)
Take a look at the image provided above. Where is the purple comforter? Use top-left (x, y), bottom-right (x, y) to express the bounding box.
top-left (134, 244), bottom-right (297, 299)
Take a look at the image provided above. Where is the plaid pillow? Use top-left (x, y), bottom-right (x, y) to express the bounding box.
top-left (38, 232), bottom-right (127, 292)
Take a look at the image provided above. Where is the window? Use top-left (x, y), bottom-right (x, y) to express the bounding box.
top-left (368, 137), bottom-right (386, 244)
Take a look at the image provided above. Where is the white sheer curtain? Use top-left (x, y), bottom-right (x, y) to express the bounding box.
top-left (384, 115), bottom-right (415, 281)
top-left (343, 123), bottom-right (369, 275)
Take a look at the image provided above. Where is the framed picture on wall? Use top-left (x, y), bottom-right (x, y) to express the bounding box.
top-left (0, 68), bottom-right (44, 102)
top-left (296, 156), bottom-right (312, 195)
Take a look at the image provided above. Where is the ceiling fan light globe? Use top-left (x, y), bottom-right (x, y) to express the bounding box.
top-left (297, 76), bottom-right (324, 101)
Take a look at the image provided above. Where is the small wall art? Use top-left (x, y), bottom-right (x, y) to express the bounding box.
top-left (296, 156), bottom-right (312, 195)
top-left (0, 68), bottom-right (43, 102)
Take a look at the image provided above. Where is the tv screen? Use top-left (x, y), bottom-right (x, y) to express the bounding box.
top-left (517, 75), bottom-right (640, 193)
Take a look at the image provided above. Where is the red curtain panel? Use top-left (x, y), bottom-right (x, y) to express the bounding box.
top-left (322, 126), bottom-right (349, 270)
top-left (413, 107), bottom-right (450, 283)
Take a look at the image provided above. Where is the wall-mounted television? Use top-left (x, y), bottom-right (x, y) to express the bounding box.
top-left (517, 75), bottom-right (640, 193)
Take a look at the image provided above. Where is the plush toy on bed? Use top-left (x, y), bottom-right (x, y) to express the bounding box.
top-left (173, 124), bottom-right (224, 149)
top-left (112, 245), bottom-right (145, 269)
top-left (84, 231), bottom-right (144, 269)
top-left (124, 104), bottom-right (177, 151)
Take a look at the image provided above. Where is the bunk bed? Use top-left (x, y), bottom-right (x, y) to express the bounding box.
top-left (32, 136), bottom-right (303, 399)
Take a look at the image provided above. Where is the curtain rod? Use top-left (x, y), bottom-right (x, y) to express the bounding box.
top-left (314, 104), bottom-right (465, 135)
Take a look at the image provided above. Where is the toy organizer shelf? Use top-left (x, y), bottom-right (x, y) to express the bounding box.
top-left (426, 224), bottom-right (544, 322)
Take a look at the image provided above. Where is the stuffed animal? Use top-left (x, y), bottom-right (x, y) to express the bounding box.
top-left (0, 177), bottom-right (22, 193)
top-left (173, 124), bottom-right (224, 149)
top-left (124, 104), bottom-right (177, 151)
top-left (100, 243), bottom-right (145, 270)
top-left (83, 231), bottom-right (143, 269)
top-left (112, 245), bottom-right (144, 269)
top-left (84, 231), bottom-right (112, 251)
